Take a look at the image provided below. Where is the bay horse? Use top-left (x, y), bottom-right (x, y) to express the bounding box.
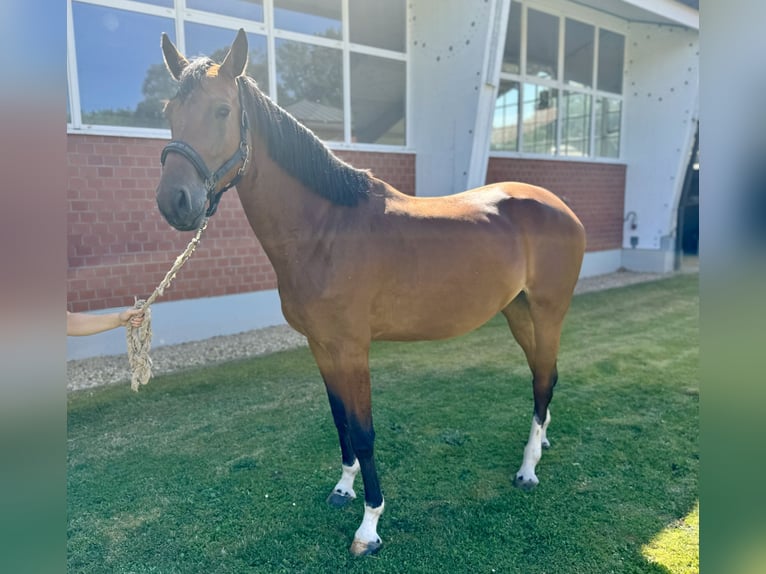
top-left (155, 29), bottom-right (585, 556)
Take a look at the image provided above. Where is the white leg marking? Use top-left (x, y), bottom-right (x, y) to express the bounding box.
top-left (515, 410), bottom-right (551, 487)
top-left (541, 408), bottom-right (552, 449)
top-left (333, 459), bottom-right (360, 499)
top-left (351, 499), bottom-right (384, 555)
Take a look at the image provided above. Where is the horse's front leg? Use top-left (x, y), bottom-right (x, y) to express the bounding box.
top-left (325, 388), bottom-right (360, 508)
top-left (310, 340), bottom-right (384, 556)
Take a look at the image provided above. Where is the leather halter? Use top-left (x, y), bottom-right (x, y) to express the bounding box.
top-left (160, 77), bottom-right (250, 217)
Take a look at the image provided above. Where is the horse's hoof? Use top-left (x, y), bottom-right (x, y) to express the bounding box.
top-left (350, 537), bottom-right (382, 556)
top-left (327, 491), bottom-right (354, 508)
top-left (542, 438), bottom-right (551, 449)
top-left (513, 474), bottom-right (539, 491)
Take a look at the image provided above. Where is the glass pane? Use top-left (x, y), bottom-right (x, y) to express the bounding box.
top-left (186, 23), bottom-right (269, 93)
top-left (276, 39), bottom-right (343, 141)
top-left (564, 19), bottom-right (593, 88)
top-left (561, 91), bottom-right (591, 156)
top-left (72, 3), bottom-right (175, 129)
top-left (521, 83), bottom-right (558, 154)
top-left (274, 0), bottom-right (342, 39)
top-left (187, 0), bottom-right (264, 21)
top-left (137, 0), bottom-right (173, 6)
top-left (598, 29), bottom-right (625, 93)
top-left (350, 54), bottom-right (405, 145)
top-left (527, 9), bottom-right (558, 79)
top-left (595, 97), bottom-right (621, 157)
top-left (502, 2), bottom-right (521, 74)
top-left (349, 0), bottom-right (405, 52)
top-left (491, 80), bottom-right (520, 151)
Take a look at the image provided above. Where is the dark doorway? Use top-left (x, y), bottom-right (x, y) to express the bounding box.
top-left (676, 126), bottom-right (699, 268)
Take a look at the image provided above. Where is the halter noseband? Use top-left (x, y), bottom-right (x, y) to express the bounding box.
top-left (160, 77), bottom-right (250, 217)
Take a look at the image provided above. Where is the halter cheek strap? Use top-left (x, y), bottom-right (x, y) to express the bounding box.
top-left (160, 77), bottom-right (251, 217)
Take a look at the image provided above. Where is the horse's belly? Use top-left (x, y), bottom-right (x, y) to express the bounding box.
top-left (370, 287), bottom-right (518, 341)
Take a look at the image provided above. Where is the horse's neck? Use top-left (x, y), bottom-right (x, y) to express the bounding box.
top-left (235, 150), bottom-right (333, 271)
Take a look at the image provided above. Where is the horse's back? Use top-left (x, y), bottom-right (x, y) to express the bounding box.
top-left (466, 181), bottom-right (582, 230)
top-left (381, 180), bottom-right (582, 232)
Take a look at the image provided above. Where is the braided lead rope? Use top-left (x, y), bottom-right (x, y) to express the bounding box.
top-left (126, 219), bottom-right (209, 391)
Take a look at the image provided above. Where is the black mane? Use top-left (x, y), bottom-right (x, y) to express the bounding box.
top-left (240, 76), bottom-right (371, 207)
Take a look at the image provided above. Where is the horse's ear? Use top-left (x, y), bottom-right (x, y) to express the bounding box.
top-left (161, 33), bottom-right (188, 81)
top-left (220, 29), bottom-right (249, 78)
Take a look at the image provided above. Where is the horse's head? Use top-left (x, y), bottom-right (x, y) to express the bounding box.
top-left (156, 29), bottom-right (250, 231)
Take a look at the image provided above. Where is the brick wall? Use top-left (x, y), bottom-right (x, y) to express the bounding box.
top-left (486, 157), bottom-right (626, 252)
top-left (68, 136), bottom-right (623, 312)
top-left (67, 134), bottom-right (416, 311)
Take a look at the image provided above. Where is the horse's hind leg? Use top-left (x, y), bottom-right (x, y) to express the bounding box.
top-left (502, 292), bottom-right (565, 489)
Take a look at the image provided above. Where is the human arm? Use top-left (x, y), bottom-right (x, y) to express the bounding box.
top-left (66, 308), bottom-right (144, 336)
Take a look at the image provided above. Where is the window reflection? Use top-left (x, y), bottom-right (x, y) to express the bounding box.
top-left (564, 19), bottom-right (594, 88)
top-left (276, 39), bottom-right (343, 141)
top-left (527, 9), bottom-right (558, 79)
top-left (350, 54), bottom-right (405, 145)
top-left (598, 29), bottom-right (625, 94)
top-left (595, 97), bottom-right (621, 157)
top-left (72, 2), bottom-right (175, 129)
top-left (349, 0), bottom-right (405, 52)
top-left (187, 0), bottom-right (264, 21)
top-left (274, 0), bottom-right (342, 39)
top-left (561, 91), bottom-right (591, 156)
top-left (186, 23), bottom-right (269, 92)
top-left (522, 84), bottom-right (558, 154)
top-left (498, 3), bottom-right (624, 158)
top-left (501, 2), bottom-right (521, 74)
top-left (70, 1), bottom-right (414, 147)
top-left (491, 81), bottom-right (520, 151)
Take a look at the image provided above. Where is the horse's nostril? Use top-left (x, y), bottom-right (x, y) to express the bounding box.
top-left (176, 187), bottom-right (192, 214)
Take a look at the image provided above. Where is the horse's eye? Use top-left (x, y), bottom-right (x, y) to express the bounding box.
top-left (216, 106), bottom-right (231, 119)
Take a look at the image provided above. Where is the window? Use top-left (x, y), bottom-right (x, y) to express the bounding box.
top-left (187, 0), bottom-right (263, 21)
top-left (349, 0), bottom-right (406, 52)
top-left (564, 19), bottom-right (594, 88)
top-left (598, 29), bottom-right (625, 94)
top-left (67, 0), bottom-right (407, 148)
top-left (561, 91), bottom-right (591, 156)
top-left (186, 23), bottom-right (269, 92)
top-left (276, 39), bottom-right (343, 141)
top-left (501, 2), bottom-right (522, 75)
top-left (494, 2), bottom-right (625, 159)
top-left (526, 9), bottom-right (559, 80)
top-left (491, 81), bottom-right (520, 151)
top-left (595, 97), bottom-right (622, 157)
top-left (522, 84), bottom-right (558, 154)
top-left (274, 0), bottom-right (341, 39)
top-left (71, 2), bottom-right (175, 129)
top-left (350, 54), bottom-right (406, 145)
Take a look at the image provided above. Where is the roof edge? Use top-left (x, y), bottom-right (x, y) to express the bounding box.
top-left (621, 0), bottom-right (699, 29)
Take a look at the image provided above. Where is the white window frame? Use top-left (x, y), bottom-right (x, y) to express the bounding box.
top-left (66, 0), bottom-right (410, 152)
top-left (490, 0), bottom-right (628, 163)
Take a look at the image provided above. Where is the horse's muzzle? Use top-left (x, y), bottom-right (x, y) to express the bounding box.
top-left (156, 179), bottom-right (208, 232)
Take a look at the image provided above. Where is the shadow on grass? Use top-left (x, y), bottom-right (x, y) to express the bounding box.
top-left (68, 275), bottom-right (698, 573)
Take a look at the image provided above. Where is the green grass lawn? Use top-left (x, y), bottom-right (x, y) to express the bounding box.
top-left (68, 274), bottom-right (699, 573)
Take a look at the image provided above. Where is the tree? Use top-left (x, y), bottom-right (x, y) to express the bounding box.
top-left (276, 33), bottom-right (342, 107)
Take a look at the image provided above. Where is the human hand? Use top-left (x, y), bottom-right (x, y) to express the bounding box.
top-left (118, 308), bottom-right (145, 328)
